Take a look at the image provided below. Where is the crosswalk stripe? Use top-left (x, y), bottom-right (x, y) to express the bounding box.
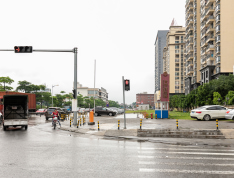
top-left (139, 168), bottom-right (234, 174)
top-left (138, 161), bottom-right (234, 166)
top-left (138, 151), bottom-right (234, 156)
top-left (137, 147), bottom-right (234, 152)
top-left (138, 155), bottom-right (234, 160)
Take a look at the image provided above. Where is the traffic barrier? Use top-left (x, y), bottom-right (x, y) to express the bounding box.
top-left (176, 119), bottom-right (178, 129)
top-left (118, 120), bottom-right (120, 130)
top-left (155, 114), bottom-right (157, 119)
top-left (70, 118), bottom-right (71, 127)
top-left (98, 121), bottom-right (100, 131)
top-left (80, 118), bottom-right (81, 126)
top-left (77, 120), bottom-right (79, 128)
top-left (140, 119), bottom-right (142, 129)
top-left (216, 119), bottom-right (219, 130)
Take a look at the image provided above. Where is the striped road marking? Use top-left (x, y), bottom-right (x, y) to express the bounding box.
top-left (137, 147), bottom-right (234, 152)
top-left (138, 151), bottom-right (234, 156)
top-left (138, 155), bottom-right (234, 160)
top-left (139, 168), bottom-right (234, 174)
top-left (138, 161), bottom-right (234, 166)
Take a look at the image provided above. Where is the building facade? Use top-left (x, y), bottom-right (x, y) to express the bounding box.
top-left (136, 92), bottom-right (154, 108)
top-left (185, 0), bottom-right (234, 94)
top-left (163, 26), bottom-right (186, 94)
top-left (154, 30), bottom-right (169, 93)
top-left (184, 0), bottom-right (201, 95)
top-left (76, 82), bottom-right (108, 102)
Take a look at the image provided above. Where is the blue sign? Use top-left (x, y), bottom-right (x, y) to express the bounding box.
top-left (106, 104), bottom-right (109, 107)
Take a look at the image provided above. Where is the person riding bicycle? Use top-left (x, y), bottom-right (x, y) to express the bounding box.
top-left (51, 108), bottom-right (61, 127)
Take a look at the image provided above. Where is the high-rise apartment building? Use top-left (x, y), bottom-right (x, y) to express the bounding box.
top-left (184, 0), bottom-right (201, 95)
top-left (185, 0), bottom-right (234, 94)
top-left (163, 26), bottom-right (185, 93)
top-left (154, 30), bottom-right (169, 93)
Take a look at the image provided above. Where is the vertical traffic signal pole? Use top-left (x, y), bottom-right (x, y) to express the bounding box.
top-left (73, 47), bottom-right (78, 126)
top-left (122, 76), bottom-right (126, 129)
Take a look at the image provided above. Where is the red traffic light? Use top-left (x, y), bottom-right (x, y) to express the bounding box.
top-left (125, 80), bottom-right (129, 85)
top-left (14, 46), bottom-right (33, 53)
top-left (124, 79), bottom-right (130, 91)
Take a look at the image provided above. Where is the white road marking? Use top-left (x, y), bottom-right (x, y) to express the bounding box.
top-left (139, 168), bottom-right (234, 174)
top-left (138, 155), bottom-right (234, 160)
top-left (137, 147), bottom-right (234, 152)
top-left (138, 161), bottom-right (234, 166)
top-left (138, 151), bottom-right (234, 156)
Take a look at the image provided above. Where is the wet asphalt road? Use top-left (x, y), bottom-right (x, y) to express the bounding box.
top-left (0, 116), bottom-right (234, 178)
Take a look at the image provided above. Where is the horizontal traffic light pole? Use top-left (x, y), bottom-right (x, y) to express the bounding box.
top-left (0, 48), bottom-right (74, 53)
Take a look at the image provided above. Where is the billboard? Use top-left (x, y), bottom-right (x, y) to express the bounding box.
top-left (160, 72), bottom-right (170, 101)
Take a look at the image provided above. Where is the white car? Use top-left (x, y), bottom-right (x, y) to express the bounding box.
top-left (190, 105), bottom-right (228, 121)
top-left (225, 109), bottom-right (234, 120)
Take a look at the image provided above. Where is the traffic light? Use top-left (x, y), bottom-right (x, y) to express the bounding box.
top-left (72, 89), bottom-right (76, 99)
top-left (14, 46), bottom-right (33, 53)
top-left (124, 79), bottom-right (130, 91)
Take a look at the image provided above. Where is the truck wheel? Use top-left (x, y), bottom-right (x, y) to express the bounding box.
top-left (94, 113), bottom-right (98, 117)
top-left (25, 126), bottom-right (28, 130)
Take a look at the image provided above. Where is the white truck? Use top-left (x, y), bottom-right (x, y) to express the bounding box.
top-left (2, 95), bottom-right (29, 131)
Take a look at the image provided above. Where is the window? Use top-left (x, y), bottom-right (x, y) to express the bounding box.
top-left (175, 36), bottom-right (179, 40)
top-left (175, 45), bottom-right (179, 49)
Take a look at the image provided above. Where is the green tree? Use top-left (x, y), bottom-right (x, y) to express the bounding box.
top-left (16, 80), bottom-right (32, 93)
top-left (0, 76), bottom-right (14, 91)
top-left (213, 92), bottom-right (222, 105)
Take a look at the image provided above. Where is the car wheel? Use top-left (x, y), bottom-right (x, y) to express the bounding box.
top-left (46, 117), bottom-right (49, 120)
top-left (232, 116), bottom-right (234, 120)
top-left (94, 113), bottom-right (98, 117)
top-left (203, 114), bottom-right (210, 121)
top-left (25, 126), bottom-right (28, 130)
top-left (109, 113), bottom-right (113, 116)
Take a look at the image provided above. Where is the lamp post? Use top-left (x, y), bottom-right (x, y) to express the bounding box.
top-left (218, 98), bottom-right (220, 105)
top-left (52, 84), bottom-right (59, 107)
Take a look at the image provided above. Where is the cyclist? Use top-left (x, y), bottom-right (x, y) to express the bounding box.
top-left (51, 108), bottom-right (61, 127)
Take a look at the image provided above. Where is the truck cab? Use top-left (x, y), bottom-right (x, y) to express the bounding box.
top-left (3, 95), bottom-right (28, 131)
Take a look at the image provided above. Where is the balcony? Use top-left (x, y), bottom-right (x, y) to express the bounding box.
top-left (206, 34), bottom-right (214, 43)
top-left (206, 16), bottom-right (214, 25)
top-left (188, 13), bottom-right (194, 19)
top-left (206, 24), bottom-right (214, 34)
top-left (215, 35), bottom-right (220, 43)
top-left (188, 19), bottom-right (193, 26)
top-left (215, 4), bottom-right (220, 13)
top-left (175, 59), bottom-right (179, 63)
top-left (187, 47), bottom-right (194, 54)
top-left (206, 44), bottom-right (215, 52)
top-left (207, 52), bottom-right (214, 60)
top-left (186, 0), bottom-right (193, 8)
top-left (206, 6), bottom-right (215, 16)
top-left (215, 25), bottom-right (220, 33)
top-left (216, 56), bottom-right (220, 64)
top-left (201, 39), bottom-right (208, 48)
top-left (206, 0), bottom-right (215, 6)
top-left (187, 53), bottom-right (193, 60)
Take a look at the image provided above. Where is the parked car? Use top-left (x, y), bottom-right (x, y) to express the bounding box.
top-left (225, 109), bottom-right (234, 120)
top-left (78, 108), bottom-right (85, 113)
top-left (36, 108), bottom-right (47, 115)
top-left (94, 107), bottom-right (117, 116)
top-left (190, 105), bottom-right (229, 121)
top-left (45, 107), bottom-right (65, 120)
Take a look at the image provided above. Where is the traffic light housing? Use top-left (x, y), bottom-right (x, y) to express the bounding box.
top-left (124, 79), bottom-right (130, 91)
top-left (72, 89), bottom-right (76, 99)
top-left (14, 46), bottom-right (33, 53)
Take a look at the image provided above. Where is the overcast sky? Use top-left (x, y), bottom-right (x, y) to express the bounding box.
top-left (0, 0), bottom-right (185, 104)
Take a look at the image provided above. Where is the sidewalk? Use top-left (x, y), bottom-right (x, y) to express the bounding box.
top-left (59, 113), bottom-right (234, 146)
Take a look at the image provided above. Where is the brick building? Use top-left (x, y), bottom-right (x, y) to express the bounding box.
top-left (136, 92), bottom-right (154, 108)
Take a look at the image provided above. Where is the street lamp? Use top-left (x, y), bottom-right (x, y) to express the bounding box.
top-left (226, 97), bottom-right (229, 106)
top-left (52, 84), bottom-right (59, 107)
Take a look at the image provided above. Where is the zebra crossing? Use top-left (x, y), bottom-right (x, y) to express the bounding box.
top-left (137, 145), bottom-right (234, 176)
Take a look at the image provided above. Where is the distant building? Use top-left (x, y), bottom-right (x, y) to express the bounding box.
top-left (136, 92), bottom-right (154, 108)
top-left (154, 30), bottom-right (169, 93)
top-left (76, 82), bottom-right (108, 102)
